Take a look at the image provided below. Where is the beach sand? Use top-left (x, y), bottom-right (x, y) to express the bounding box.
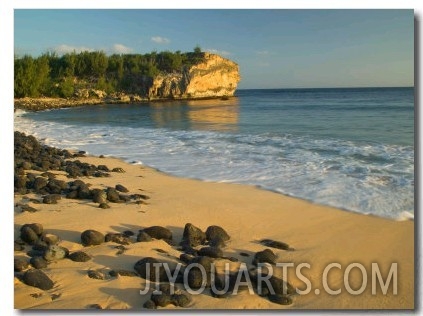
top-left (14, 155), bottom-right (414, 310)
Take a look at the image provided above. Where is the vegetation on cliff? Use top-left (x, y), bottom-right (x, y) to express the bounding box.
top-left (14, 47), bottom-right (206, 99)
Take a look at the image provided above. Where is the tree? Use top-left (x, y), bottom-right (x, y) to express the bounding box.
top-left (194, 45), bottom-right (202, 54)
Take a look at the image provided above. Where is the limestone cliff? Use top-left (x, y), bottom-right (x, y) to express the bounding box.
top-left (148, 53), bottom-right (241, 100)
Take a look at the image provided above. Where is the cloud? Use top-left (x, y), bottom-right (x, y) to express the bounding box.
top-left (112, 44), bottom-right (133, 54)
top-left (205, 48), bottom-right (231, 56)
top-left (151, 36), bottom-right (170, 44)
top-left (54, 44), bottom-right (94, 54)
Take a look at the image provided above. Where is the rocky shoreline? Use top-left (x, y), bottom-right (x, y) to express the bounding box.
top-left (14, 131), bottom-right (296, 309)
top-left (14, 94), bottom-right (234, 112)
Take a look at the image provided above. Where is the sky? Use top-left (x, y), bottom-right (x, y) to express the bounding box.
top-left (14, 9), bottom-right (413, 89)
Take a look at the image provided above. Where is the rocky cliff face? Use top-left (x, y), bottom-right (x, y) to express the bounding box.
top-left (148, 53), bottom-right (241, 100)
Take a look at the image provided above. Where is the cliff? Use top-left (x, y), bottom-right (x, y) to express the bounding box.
top-left (14, 52), bottom-right (241, 111)
top-left (148, 53), bottom-right (240, 100)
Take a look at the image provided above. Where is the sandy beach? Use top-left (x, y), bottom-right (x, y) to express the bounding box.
top-left (13, 140), bottom-right (414, 310)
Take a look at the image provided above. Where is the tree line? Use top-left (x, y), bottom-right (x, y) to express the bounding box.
top-left (14, 47), bottom-right (205, 98)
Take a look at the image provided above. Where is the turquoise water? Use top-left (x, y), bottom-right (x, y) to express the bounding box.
top-left (14, 87), bottom-right (414, 219)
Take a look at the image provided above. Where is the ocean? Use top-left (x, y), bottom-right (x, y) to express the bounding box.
top-left (14, 87), bottom-right (414, 220)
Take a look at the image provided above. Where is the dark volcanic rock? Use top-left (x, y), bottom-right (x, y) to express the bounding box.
top-left (14, 241), bottom-right (25, 251)
top-left (88, 270), bottom-right (106, 280)
top-left (92, 189), bottom-right (107, 204)
top-left (151, 293), bottom-right (172, 307)
top-left (69, 251), bottom-right (92, 262)
top-left (142, 226), bottom-right (172, 240)
top-left (20, 226), bottom-right (39, 244)
top-left (134, 257), bottom-right (166, 282)
top-left (252, 249), bottom-right (277, 266)
top-left (268, 294), bottom-right (293, 305)
top-left (143, 299), bottom-right (157, 309)
top-left (99, 203), bottom-right (110, 209)
top-left (205, 225), bottom-right (230, 242)
top-left (42, 234), bottom-right (60, 245)
top-left (137, 231), bottom-right (152, 242)
top-left (43, 194), bottom-right (61, 204)
top-left (172, 293), bottom-right (191, 307)
top-left (115, 184), bottom-right (129, 193)
top-left (105, 233), bottom-right (131, 245)
top-left (30, 256), bottom-right (48, 269)
top-left (20, 205), bottom-right (39, 213)
top-left (198, 246), bottom-right (223, 258)
top-left (24, 223), bottom-right (44, 236)
top-left (109, 270), bottom-right (138, 277)
top-left (14, 257), bottom-right (29, 272)
top-left (43, 245), bottom-right (68, 262)
top-left (33, 177), bottom-right (48, 192)
top-left (123, 230), bottom-right (134, 237)
top-left (22, 269), bottom-right (54, 290)
top-left (106, 188), bottom-right (120, 203)
top-left (187, 267), bottom-right (208, 289)
top-left (181, 223), bottom-right (206, 247)
top-left (208, 236), bottom-right (227, 248)
top-left (81, 230), bottom-right (105, 246)
top-left (260, 239), bottom-right (293, 251)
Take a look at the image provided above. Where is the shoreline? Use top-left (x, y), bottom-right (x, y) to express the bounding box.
top-left (14, 95), bottom-right (236, 112)
top-left (14, 132), bottom-right (414, 309)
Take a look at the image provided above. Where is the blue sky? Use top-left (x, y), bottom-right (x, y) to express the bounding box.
top-left (14, 9), bottom-right (414, 89)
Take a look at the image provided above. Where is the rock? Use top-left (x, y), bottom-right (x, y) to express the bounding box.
top-left (43, 194), bottom-right (61, 204)
top-left (150, 293), bottom-right (172, 307)
top-left (208, 236), bottom-right (227, 248)
top-left (20, 205), bottom-right (39, 213)
top-left (69, 251), bottom-right (92, 262)
top-left (205, 225), bottom-right (230, 242)
top-left (172, 293), bottom-right (191, 307)
top-left (88, 270), bottom-right (106, 280)
top-left (105, 233), bottom-right (131, 245)
top-left (20, 226), bottom-right (39, 244)
top-left (134, 257), bottom-right (166, 282)
top-left (189, 256), bottom-right (214, 273)
top-left (30, 256), bottom-right (48, 269)
top-left (22, 269), bottom-right (54, 290)
top-left (14, 241), bottom-right (25, 251)
top-left (26, 249), bottom-right (45, 258)
top-left (111, 167), bottom-right (125, 173)
top-left (33, 177), bottom-right (48, 192)
top-left (142, 226), bottom-right (172, 240)
top-left (115, 184), bottom-right (129, 193)
top-left (181, 223), bottom-right (206, 247)
top-left (187, 267), bottom-right (208, 289)
top-left (14, 258), bottom-right (29, 272)
top-left (81, 230), bottom-right (105, 246)
top-left (267, 276), bottom-right (296, 296)
top-left (179, 253), bottom-right (195, 264)
top-left (92, 189), bottom-right (107, 204)
top-left (252, 249), bottom-right (277, 266)
top-left (32, 240), bottom-right (49, 251)
top-left (260, 239), bottom-right (293, 251)
top-left (123, 230), bottom-right (134, 237)
top-left (137, 231), bottom-right (152, 242)
top-left (268, 294), bottom-right (293, 305)
top-left (42, 234), bottom-right (60, 245)
top-left (43, 245), bottom-right (68, 262)
top-left (99, 203), bottom-right (110, 209)
top-left (148, 53), bottom-right (240, 100)
top-left (24, 223), bottom-right (44, 236)
top-left (143, 299), bottom-right (157, 309)
top-left (109, 270), bottom-right (138, 277)
top-left (198, 246), bottom-right (223, 258)
top-left (106, 188), bottom-right (120, 203)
